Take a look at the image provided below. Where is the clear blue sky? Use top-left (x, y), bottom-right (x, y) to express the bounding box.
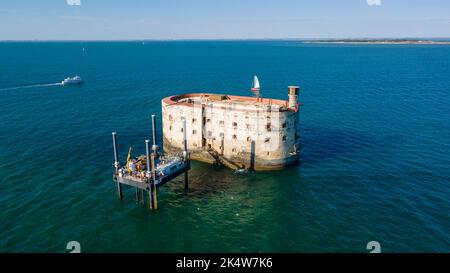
top-left (1, 0), bottom-right (450, 40)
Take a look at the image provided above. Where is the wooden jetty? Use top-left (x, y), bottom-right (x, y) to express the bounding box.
top-left (112, 115), bottom-right (190, 210)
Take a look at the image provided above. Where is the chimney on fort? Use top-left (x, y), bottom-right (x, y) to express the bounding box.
top-left (288, 86), bottom-right (300, 108)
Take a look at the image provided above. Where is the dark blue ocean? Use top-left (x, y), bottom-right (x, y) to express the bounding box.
top-left (0, 41), bottom-right (449, 252)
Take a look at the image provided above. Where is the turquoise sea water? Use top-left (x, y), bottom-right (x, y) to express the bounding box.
top-left (0, 41), bottom-right (449, 252)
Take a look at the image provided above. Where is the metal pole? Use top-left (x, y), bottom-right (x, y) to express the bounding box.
top-left (151, 114), bottom-right (158, 154)
top-left (182, 118), bottom-right (188, 157)
top-left (145, 139), bottom-right (151, 179)
top-left (182, 117), bottom-right (189, 190)
top-left (148, 188), bottom-right (153, 210)
top-left (112, 132), bottom-right (122, 199)
top-left (145, 139), bottom-right (153, 210)
top-left (150, 114), bottom-right (159, 209)
top-left (151, 154), bottom-right (157, 210)
top-left (112, 132), bottom-right (119, 173)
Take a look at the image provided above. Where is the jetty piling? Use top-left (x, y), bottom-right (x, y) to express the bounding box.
top-left (150, 114), bottom-right (158, 210)
top-left (112, 132), bottom-right (123, 199)
top-left (151, 114), bottom-right (159, 154)
top-left (145, 139), bottom-right (156, 210)
top-left (182, 117), bottom-right (189, 190)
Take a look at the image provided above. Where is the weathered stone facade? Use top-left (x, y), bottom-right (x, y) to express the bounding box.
top-left (162, 88), bottom-right (300, 170)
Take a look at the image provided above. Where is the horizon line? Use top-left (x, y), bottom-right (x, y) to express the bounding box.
top-left (1, 37), bottom-right (450, 42)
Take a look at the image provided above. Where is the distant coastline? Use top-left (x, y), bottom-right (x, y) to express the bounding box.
top-left (303, 39), bottom-right (450, 45)
top-left (1, 38), bottom-right (450, 44)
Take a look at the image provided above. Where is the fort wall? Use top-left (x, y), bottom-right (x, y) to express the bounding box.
top-left (161, 88), bottom-right (300, 170)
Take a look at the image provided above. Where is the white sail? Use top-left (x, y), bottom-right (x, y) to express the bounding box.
top-left (252, 75), bottom-right (260, 90)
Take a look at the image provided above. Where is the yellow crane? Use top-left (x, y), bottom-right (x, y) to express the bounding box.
top-left (126, 146), bottom-right (133, 175)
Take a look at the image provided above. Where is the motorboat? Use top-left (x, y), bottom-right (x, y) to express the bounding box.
top-left (62, 76), bottom-right (83, 85)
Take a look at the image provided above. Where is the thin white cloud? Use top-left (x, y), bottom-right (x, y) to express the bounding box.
top-left (367, 0), bottom-right (381, 6)
top-left (66, 0), bottom-right (81, 6)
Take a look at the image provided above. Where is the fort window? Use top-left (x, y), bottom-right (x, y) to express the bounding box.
top-left (265, 137), bottom-right (270, 143)
top-left (282, 122), bottom-right (287, 128)
top-left (282, 135), bottom-right (287, 141)
top-left (181, 128), bottom-right (184, 133)
top-left (247, 136), bottom-right (251, 142)
top-left (192, 118), bottom-right (197, 123)
top-left (232, 122), bottom-right (238, 127)
top-left (193, 130), bottom-right (197, 134)
top-left (266, 123), bottom-right (272, 132)
top-left (169, 126), bottom-right (172, 131)
top-left (219, 132), bottom-right (224, 138)
top-left (232, 148), bottom-right (236, 152)
top-left (246, 124), bottom-right (250, 130)
top-left (207, 118), bottom-right (211, 123)
top-left (267, 152), bottom-right (270, 156)
top-left (219, 120), bottom-right (224, 125)
top-left (232, 135), bottom-right (237, 140)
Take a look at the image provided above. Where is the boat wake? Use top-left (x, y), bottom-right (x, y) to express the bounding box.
top-left (0, 82), bottom-right (63, 91)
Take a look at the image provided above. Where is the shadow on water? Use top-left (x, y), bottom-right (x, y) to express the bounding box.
top-left (166, 161), bottom-right (256, 197)
top-left (300, 125), bottom-right (381, 165)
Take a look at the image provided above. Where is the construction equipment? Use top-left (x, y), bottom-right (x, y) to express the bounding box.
top-left (126, 146), bottom-right (133, 175)
top-left (111, 114), bottom-right (190, 210)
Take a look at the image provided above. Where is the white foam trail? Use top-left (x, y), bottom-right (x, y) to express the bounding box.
top-left (0, 82), bottom-right (63, 91)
